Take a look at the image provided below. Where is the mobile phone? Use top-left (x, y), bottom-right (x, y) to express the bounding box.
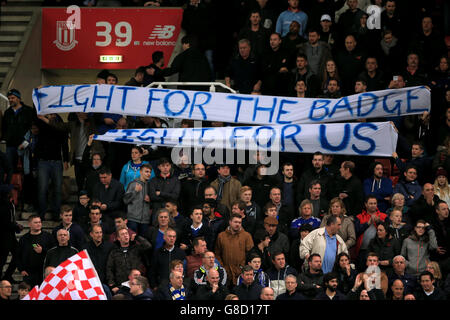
top-left (393, 76), bottom-right (398, 81)
top-left (32, 244), bottom-right (37, 248)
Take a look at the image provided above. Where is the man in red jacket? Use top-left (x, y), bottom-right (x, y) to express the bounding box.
top-left (354, 196), bottom-right (387, 269)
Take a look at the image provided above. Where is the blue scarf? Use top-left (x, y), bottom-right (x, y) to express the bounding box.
top-left (169, 285), bottom-right (186, 300)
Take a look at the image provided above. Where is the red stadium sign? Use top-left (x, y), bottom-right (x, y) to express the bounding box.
top-left (42, 7), bottom-right (183, 69)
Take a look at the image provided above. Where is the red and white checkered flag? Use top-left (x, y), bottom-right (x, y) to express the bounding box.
top-left (22, 285), bottom-right (40, 300)
top-left (22, 250), bottom-right (107, 300)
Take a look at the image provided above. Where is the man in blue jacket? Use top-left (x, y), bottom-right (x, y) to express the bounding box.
top-left (266, 251), bottom-right (297, 299)
top-left (363, 161), bottom-right (393, 213)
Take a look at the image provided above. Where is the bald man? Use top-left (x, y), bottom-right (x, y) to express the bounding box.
top-left (0, 280), bottom-right (12, 301)
top-left (43, 229), bottom-right (78, 269)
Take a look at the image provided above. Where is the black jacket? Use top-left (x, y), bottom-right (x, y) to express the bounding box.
top-left (91, 178), bottom-right (125, 217)
top-left (409, 195), bottom-right (441, 225)
top-left (2, 103), bottom-right (35, 147)
top-left (34, 115), bottom-right (69, 162)
top-left (43, 245), bottom-right (78, 269)
top-left (297, 167), bottom-right (333, 204)
top-left (149, 174), bottom-right (181, 210)
top-left (150, 245), bottom-right (186, 288)
top-left (414, 287), bottom-right (447, 300)
top-left (314, 289), bottom-right (347, 300)
top-left (368, 236), bottom-right (402, 271)
top-left (332, 175), bottom-right (364, 217)
top-left (17, 231), bottom-right (55, 272)
top-left (297, 269), bottom-right (324, 299)
top-left (52, 223), bottom-right (86, 251)
top-left (243, 174), bottom-right (278, 210)
top-left (180, 177), bottom-right (209, 215)
top-left (82, 239), bottom-right (115, 283)
top-left (193, 283), bottom-right (229, 300)
top-left (106, 237), bottom-right (151, 288)
top-left (233, 281), bottom-right (263, 300)
top-left (179, 219), bottom-right (215, 253)
top-left (159, 47), bottom-right (212, 83)
top-left (276, 290), bottom-right (308, 300)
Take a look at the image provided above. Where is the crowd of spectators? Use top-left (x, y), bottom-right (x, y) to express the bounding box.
top-left (0, 0), bottom-right (449, 301)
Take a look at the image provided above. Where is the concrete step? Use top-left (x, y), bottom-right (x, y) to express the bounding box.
top-left (0, 25), bottom-right (27, 32)
top-left (0, 56), bottom-right (14, 63)
top-left (0, 35), bottom-right (23, 42)
top-left (0, 7), bottom-right (35, 14)
top-left (0, 46), bottom-right (19, 53)
top-left (6, 0), bottom-right (43, 4)
top-left (0, 15), bottom-right (32, 22)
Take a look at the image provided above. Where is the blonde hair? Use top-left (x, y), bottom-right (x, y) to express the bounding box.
top-left (225, 294), bottom-right (239, 300)
top-left (427, 261), bottom-right (442, 280)
top-left (391, 193), bottom-right (405, 206)
top-left (434, 176), bottom-right (450, 200)
top-left (327, 197), bottom-right (347, 216)
top-left (240, 186), bottom-right (252, 195)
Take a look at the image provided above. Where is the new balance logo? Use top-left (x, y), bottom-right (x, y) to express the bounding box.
top-left (148, 25), bottom-right (176, 39)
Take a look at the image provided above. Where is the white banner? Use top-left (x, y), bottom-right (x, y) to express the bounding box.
top-left (32, 84), bottom-right (430, 125)
top-left (93, 122), bottom-right (398, 157)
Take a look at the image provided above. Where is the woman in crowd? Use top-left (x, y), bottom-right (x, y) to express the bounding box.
top-left (426, 261), bottom-right (444, 289)
top-left (332, 252), bottom-right (358, 294)
top-left (430, 56), bottom-right (450, 90)
top-left (119, 146), bottom-right (152, 191)
top-left (320, 197), bottom-right (356, 249)
top-left (368, 222), bottom-right (402, 273)
top-left (401, 220), bottom-right (438, 276)
top-left (320, 59), bottom-right (341, 93)
top-left (433, 168), bottom-right (450, 205)
top-left (386, 193), bottom-right (411, 225)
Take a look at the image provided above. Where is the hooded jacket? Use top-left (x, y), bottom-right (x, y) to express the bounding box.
top-left (215, 226), bottom-right (254, 285)
top-left (363, 176), bottom-right (394, 213)
top-left (401, 228), bottom-right (438, 275)
top-left (119, 160), bottom-right (151, 191)
top-left (123, 177), bottom-right (151, 225)
top-left (266, 265), bottom-right (297, 298)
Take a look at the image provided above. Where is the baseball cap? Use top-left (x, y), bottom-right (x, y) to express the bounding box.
top-left (321, 14), bottom-right (332, 22)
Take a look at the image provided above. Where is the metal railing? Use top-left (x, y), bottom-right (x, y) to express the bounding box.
top-left (147, 82), bottom-right (236, 94)
top-left (0, 92), bottom-right (8, 112)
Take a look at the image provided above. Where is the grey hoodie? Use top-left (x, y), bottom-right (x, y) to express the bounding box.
top-left (400, 228), bottom-right (438, 276)
top-left (123, 178), bottom-right (150, 224)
